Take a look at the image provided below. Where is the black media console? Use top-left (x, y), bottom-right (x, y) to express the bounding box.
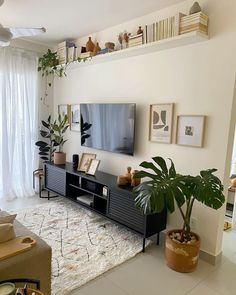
top-left (44, 162), bottom-right (167, 252)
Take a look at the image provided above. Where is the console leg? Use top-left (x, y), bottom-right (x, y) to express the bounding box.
top-left (142, 238), bottom-right (146, 253)
top-left (157, 233), bottom-right (160, 245)
top-left (48, 190), bottom-right (50, 200)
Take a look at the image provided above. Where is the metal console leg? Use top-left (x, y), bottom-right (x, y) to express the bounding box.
top-left (142, 238), bottom-right (146, 253)
top-left (156, 232), bottom-right (160, 245)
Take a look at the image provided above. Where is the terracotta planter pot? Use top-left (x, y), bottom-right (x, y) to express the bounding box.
top-left (54, 152), bottom-right (66, 165)
top-left (165, 229), bottom-right (200, 273)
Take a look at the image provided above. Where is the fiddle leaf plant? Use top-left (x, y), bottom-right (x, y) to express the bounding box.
top-left (35, 115), bottom-right (59, 162)
top-left (52, 114), bottom-right (70, 153)
top-left (133, 156), bottom-right (225, 242)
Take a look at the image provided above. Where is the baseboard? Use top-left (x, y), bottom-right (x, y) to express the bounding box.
top-left (199, 250), bottom-right (222, 265)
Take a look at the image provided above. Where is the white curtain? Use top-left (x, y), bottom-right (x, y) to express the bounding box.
top-left (0, 47), bottom-right (38, 200)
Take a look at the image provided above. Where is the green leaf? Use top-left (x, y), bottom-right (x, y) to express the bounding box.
top-left (42, 120), bottom-right (49, 128)
top-left (35, 141), bottom-right (48, 147)
top-left (152, 157), bottom-right (168, 176)
top-left (168, 158), bottom-right (176, 178)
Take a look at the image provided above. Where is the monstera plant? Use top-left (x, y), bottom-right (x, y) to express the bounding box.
top-left (133, 156), bottom-right (225, 273)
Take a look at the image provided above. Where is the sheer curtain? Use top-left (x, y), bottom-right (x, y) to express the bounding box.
top-left (0, 47), bottom-right (38, 200)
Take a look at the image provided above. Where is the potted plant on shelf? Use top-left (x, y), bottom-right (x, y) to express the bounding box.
top-left (52, 114), bottom-right (70, 165)
top-left (133, 156), bottom-right (225, 273)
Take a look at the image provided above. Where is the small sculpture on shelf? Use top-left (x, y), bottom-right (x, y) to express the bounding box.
top-left (117, 167), bottom-right (141, 187)
top-left (137, 26), bottom-right (143, 35)
top-left (93, 42), bottom-right (101, 55)
top-left (123, 31), bottom-right (131, 48)
top-left (118, 32), bottom-right (123, 50)
top-left (189, 1), bottom-right (202, 14)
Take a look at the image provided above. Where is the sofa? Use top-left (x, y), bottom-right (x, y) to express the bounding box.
top-left (0, 211), bottom-right (52, 295)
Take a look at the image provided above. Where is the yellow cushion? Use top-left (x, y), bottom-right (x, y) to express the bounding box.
top-left (0, 223), bottom-right (16, 243)
top-left (0, 214), bottom-right (17, 224)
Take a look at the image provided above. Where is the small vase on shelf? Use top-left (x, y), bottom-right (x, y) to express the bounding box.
top-left (86, 37), bottom-right (95, 52)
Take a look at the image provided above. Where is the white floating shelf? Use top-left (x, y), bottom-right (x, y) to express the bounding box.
top-left (66, 31), bottom-right (209, 69)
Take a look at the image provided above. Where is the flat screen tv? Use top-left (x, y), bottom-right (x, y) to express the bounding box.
top-left (80, 103), bottom-right (136, 155)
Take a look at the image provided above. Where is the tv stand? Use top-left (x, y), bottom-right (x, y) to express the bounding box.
top-left (44, 162), bottom-right (167, 252)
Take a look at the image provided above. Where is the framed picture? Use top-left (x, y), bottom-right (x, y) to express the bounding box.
top-left (70, 104), bottom-right (80, 132)
top-left (176, 115), bottom-right (206, 147)
top-left (58, 104), bottom-right (69, 118)
top-left (86, 159), bottom-right (100, 175)
top-left (78, 153), bottom-right (96, 172)
top-left (149, 103), bottom-right (174, 143)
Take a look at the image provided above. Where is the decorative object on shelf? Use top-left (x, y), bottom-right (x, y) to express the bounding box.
top-left (180, 12), bottom-right (208, 35)
top-left (118, 32), bottom-right (124, 50)
top-left (72, 154), bottom-right (79, 169)
top-left (58, 104), bottom-right (70, 118)
top-left (176, 115), bottom-right (205, 147)
top-left (123, 31), bottom-right (131, 48)
top-left (189, 1), bottom-right (202, 14)
top-left (0, 282), bottom-right (15, 295)
top-left (117, 175), bottom-right (128, 186)
top-left (137, 26), bottom-right (143, 35)
top-left (105, 42), bottom-right (115, 51)
top-left (78, 153), bottom-right (96, 172)
top-left (129, 34), bottom-right (143, 48)
top-left (93, 42), bottom-right (101, 55)
top-left (86, 159), bottom-right (100, 175)
top-left (133, 156), bottom-right (225, 272)
top-left (52, 114), bottom-right (70, 165)
top-left (35, 115), bottom-right (58, 162)
top-left (131, 170), bottom-right (141, 187)
top-left (86, 37), bottom-right (95, 52)
top-left (70, 104), bottom-right (80, 132)
top-left (149, 103), bottom-right (174, 144)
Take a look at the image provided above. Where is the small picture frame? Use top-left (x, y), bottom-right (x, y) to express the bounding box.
top-left (58, 104), bottom-right (70, 118)
top-left (70, 104), bottom-right (80, 132)
top-left (86, 159), bottom-right (100, 175)
top-left (78, 153), bottom-right (96, 172)
top-left (176, 115), bottom-right (206, 147)
top-left (149, 103), bottom-right (174, 144)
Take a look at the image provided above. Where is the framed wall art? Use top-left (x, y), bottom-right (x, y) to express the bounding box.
top-left (149, 103), bottom-right (174, 143)
top-left (86, 159), bottom-right (100, 175)
top-left (70, 104), bottom-right (80, 132)
top-left (78, 153), bottom-right (96, 172)
top-left (176, 115), bottom-right (206, 147)
top-left (58, 104), bottom-right (70, 118)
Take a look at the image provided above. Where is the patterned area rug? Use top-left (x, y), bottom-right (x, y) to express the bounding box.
top-left (14, 198), bottom-right (147, 295)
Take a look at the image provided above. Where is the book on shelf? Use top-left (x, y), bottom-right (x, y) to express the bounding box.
top-left (129, 33), bottom-right (143, 40)
top-left (79, 51), bottom-right (93, 59)
top-left (174, 12), bottom-right (186, 36)
top-left (76, 195), bottom-right (93, 206)
top-left (67, 46), bottom-right (75, 62)
top-left (180, 12), bottom-right (209, 35)
top-left (57, 41), bottom-right (75, 64)
top-left (96, 48), bottom-right (114, 55)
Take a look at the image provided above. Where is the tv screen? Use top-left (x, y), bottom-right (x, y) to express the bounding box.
top-left (80, 103), bottom-right (136, 155)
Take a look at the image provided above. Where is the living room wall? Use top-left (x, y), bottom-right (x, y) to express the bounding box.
top-left (53, 0), bottom-right (236, 258)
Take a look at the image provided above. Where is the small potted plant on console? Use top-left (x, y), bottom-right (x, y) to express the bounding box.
top-left (133, 156), bottom-right (225, 273)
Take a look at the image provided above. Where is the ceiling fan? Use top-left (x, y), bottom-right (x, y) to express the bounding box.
top-left (0, 0), bottom-right (46, 47)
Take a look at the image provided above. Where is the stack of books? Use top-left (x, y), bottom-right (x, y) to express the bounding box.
top-left (180, 12), bottom-right (209, 35)
top-left (128, 34), bottom-right (143, 48)
top-left (79, 51), bottom-right (93, 59)
top-left (143, 13), bottom-right (185, 44)
top-left (97, 48), bottom-right (114, 55)
top-left (57, 41), bottom-right (75, 64)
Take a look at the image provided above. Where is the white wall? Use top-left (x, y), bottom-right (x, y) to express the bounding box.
top-left (53, 0), bottom-right (236, 257)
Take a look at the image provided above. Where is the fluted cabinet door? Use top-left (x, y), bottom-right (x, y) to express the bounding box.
top-left (45, 165), bottom-right (66, 196)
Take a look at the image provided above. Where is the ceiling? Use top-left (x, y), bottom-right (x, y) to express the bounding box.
top-left (0, 0), bottom-right (185, 46)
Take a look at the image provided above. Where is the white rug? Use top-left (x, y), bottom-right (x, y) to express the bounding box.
top-left (14, 198), bottom-right (147, 295)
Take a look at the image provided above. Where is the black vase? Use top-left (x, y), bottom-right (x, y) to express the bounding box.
top-left (72, 154), bottom-right (79, 169)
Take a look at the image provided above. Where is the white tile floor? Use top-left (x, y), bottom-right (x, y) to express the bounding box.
top-left (1, 195), bottom-right (236, 295)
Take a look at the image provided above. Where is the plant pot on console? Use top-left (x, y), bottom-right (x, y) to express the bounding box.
top-left (165, 229), bottom-right (200, 273)
top-left (54, 152), bottom-right (66, 165)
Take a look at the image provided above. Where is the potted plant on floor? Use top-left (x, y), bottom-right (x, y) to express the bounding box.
top-left (133, 156), bottom-right (225, 273)
top-left (52, 114), bottom-right (70, 165)
top-left (35, 115), bottom-right (58, 162)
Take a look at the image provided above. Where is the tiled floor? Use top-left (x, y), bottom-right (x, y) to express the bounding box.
top-left (1, 195), bottom-right (236, 295)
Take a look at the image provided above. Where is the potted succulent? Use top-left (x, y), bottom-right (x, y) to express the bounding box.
top-left (52, 114), bottom-right (70, 165)
top-left (133, 156), bottom-right (225, 273)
